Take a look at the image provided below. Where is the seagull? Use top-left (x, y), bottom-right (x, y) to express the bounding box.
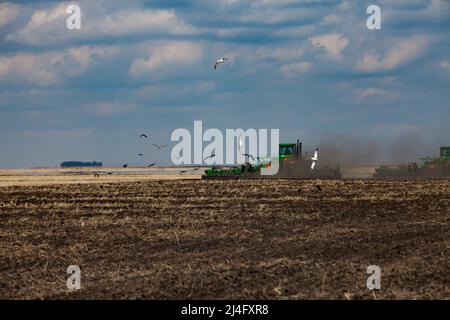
top-left (152, 143), bottom-right (168, 150)
top-left (140, 134), bottom-right (148, 139)
top-left (214, 57), bottom-right (228, 69)
top-left (311, 148), bottom-right (318, 170)
top-left (238, 134), bottom-right (243, 153)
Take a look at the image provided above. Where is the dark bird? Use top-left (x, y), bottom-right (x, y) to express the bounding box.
top-left (298, 187), bottom-right (302, 192)
top-left (94, 173), bottom-right (99, 178)
top-left (138, 154), bottom-right (143, 157)
top-left (147, 163), bottom-right (156, 167)
top-left (204, 153), bottom-right (216, 161)
top-left (123, 164), bottom-right (128, 168)
top-left (316, 185), bottom-right (322, 191)
top-left (140, 134), bottom-right (148, 139)
top-left (152, 143), bottom-right (168, 150)
top-left (243, 153), bottom-right (255, 162)
top-left (180, 168), bottom-right (199, 174)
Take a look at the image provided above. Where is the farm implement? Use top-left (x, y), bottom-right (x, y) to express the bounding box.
top-left (373, 146), bottom-right (450, 178)
top-left (203, 140), bottom-right (341, 180)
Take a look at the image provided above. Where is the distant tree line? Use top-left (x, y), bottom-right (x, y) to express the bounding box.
top-left (61, 161), bottom-right (102, 168)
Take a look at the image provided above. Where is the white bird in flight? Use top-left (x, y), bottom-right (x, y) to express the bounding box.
top-left (311, 148), bottom-right (319, 170)
top-left (238, 134), bottom-right (243, 153)
top-left (214, 57), bottom-right (228, 69)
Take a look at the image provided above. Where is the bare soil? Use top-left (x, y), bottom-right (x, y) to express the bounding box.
top-left (0, 178), bottom-right (449, 299)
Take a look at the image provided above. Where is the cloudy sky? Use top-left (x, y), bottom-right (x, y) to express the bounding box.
top-left (0, 0), bottom-right (449, 167)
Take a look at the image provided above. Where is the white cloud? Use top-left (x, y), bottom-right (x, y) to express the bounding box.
top-left (320, 14), bottom-right (342, 26)
top-left (0, 2), bottom-right (21, 28)
top-left (219, 0), bottom-right (239, 5)
top-left (256, 0), bottom-right (329, 6)
top-left (357, 36), bottom-right (429, 72)
top-left (274, 25), bottom-right (316, 38)
top-left (5, 3), bottom-right (67, 45)
top-left (356, 88), bottom-right (394, 100)
top-left (241, 7), bottom-right (316, 24)
top-left (129, 41), bottom-right (203, 78)
top-left (279, 61), bottom-right (312, 77)
top-left (440, 60), bottom-right (450, 71)
top-left (310, 32), bottom-right (349, 59)
top-left (0, 46), bottom-right (117, 85)
top-left (196, 81), bottom-right (216, 93)
top-left (256, 47), bottom-right (303, 61)
top-left (88, 102), bottom-right (136, 117)
top-left (7, 3), bottom-right (197, 45)
top-left (93, 9), bottom-right (197, 36)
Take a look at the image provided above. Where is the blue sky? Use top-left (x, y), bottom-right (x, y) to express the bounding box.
top-left (0, 0), bottom-right (449, 167)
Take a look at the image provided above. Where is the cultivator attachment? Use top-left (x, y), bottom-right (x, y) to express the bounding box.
top-left (373, 146), bottom-right (450, 178)
top-left (202, 140), bottom-right (341, 180)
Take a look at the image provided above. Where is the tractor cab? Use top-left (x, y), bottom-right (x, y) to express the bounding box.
top-left (279, 144), bottom-right (295, 156)
top-left (440, 146), bottom-right (450, 160)
top-left (279, 140), bottom-right (302, 161)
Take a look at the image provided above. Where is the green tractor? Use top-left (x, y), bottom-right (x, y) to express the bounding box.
top-left (373, 146), bottom-right (450, 178)
top-left (203, 140), bottom-right (341, 179)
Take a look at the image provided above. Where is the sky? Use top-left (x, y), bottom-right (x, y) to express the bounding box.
top-left (0, 0), bottom-right (449, 168)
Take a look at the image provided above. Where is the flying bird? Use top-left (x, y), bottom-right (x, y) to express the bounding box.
top-left (138, 154), bottom-right (143, 157)
top-left (204, 153), bottom-right (216, 161)
top-left (123, 164), bottom-right (128, 168)
top-left (243, 153), bottom-right (255, 162)
top-left (147, 163), bottom-right (156, 167)
top-left (311, 148), bottom-right (318, 170)
top-left (238, 134), bottom-right (243, 153)
top-left (140, 134), bottom-right (148, 139)
top-left (214, 57), bottom-right (228, 69)
top-left (152, 143), bottom-right (168, 150)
